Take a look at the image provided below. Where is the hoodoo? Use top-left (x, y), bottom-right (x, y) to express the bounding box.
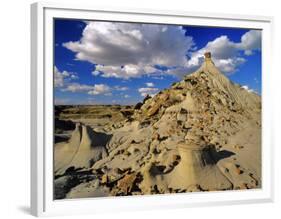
top-left (55, 123), bottom-right (108, 175)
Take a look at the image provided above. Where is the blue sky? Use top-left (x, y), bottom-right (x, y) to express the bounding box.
top-left (54, 19), bottom-right (261, 105)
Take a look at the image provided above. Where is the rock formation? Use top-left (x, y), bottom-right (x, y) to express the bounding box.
top-left (55, 123), bottom-right (109, 175)
top-left (54, 52), bottom-right (261, 198)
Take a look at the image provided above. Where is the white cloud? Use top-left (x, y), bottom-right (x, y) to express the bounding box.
top-left (215, 57), bottom-right (246, 73)
top-left (92, 63), bottom-right (159, 79)
top-left (63, 22), bottom-right (261, 78)
top-left (114, 86), bottom-right (129, 91)
top-left (138, 87), bottom-right (158, 97)
top-left (61, 82), bottom-right (111, 96)
top-left (64, 21), bottom-right (194, 79)
top-left (124, 94), bottom-right (130, 98)
top-left (151, 75), bottom-right (165, 80)
top-left (92, 70), bottom-right (100, 76)
top-left (62, 83), bottom-right (94, 92)
top-left (87, 84), bottom-right (111, 95)
top-left (70, 74), bottom-right (79, 80)
top-left (57, 72), bottom-right (131, 97)
top-left (54, 66), bottom-right (78, 88)
top-left (145, 82), bottom-right (154, 87)
top-left (238, 30), bottom-right (261, 55)
top-left (170, 30), bottom-right (261, 77)
top-left (241, 85), bottom-right (255, 93)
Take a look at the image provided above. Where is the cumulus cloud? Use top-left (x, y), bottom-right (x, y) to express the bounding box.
top-left (138, 87), bottom-right (159, 97)
top-left (87, 84), bottom-right (111, 95)
top-left (91, 70), bottom-right (100, 76)
top-left (62, 83), bottom-right (94, 92)
top-left (63, 21), bottom-right (261, 78)
top-left (241, 85), bottom-right (257, 94)
top-left (64, 21), bottom-right (194, 79)
top-left (238, 30), bottom-right (262, 55)
top-left (92, 64), bottom-right (160, 79)
top-left (145, 82), bottom-right (154, 87)
top-left (169, 30), bottom-right (261, 77)
top-left (59, 77), bottom-right (131, 97)
top-left (54, 66), bottom-right (78, 87)
top-left (215, 57), bottom-right (246, 73)
top-left (61, 82), bottom-right (111, 96)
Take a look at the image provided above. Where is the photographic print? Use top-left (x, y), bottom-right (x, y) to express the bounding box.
top-left (53, 19), bottom-right (261, 199)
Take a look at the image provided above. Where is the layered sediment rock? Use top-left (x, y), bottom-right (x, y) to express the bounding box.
top-left (55, 52), bottom-right (261, 198)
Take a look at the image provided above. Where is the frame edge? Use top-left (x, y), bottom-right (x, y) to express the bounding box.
top-left (31, 2), bottom-right (274, 216)
top-left (31, 2), bottom-right (44, 217)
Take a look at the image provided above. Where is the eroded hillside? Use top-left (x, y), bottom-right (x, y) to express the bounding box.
top-left (54, 52), bottom-right (261, 199)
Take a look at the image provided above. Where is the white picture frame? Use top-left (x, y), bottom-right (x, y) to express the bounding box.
top-left (30, 2), bottom-right (274, 217)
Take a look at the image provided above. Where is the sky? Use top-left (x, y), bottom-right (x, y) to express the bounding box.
top-left (54, 19), bottom-right (262, 105)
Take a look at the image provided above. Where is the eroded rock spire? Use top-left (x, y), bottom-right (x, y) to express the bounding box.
top-left (204, 52), bottom-right (214, 64)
